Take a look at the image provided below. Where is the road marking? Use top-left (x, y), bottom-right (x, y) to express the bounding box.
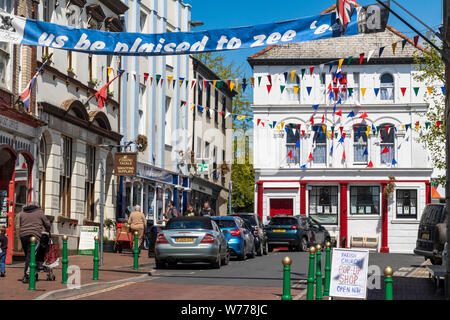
top-left (62, 277), bottom-right (160, 300)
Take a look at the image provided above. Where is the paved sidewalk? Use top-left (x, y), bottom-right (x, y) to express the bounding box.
top-left (0, 251), bottom-right (154, 300)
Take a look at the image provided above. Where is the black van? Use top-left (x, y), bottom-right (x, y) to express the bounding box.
top-left (414, 204), bottom-right (447, 265)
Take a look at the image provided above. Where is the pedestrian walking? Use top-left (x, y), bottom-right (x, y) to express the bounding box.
top-left (185, 204), bottom-right (195, 217)
top-left (0, 225), bottom-right (7, 277)
top-left (19, 201), bottom-right (51, 283)
top-left (163, 200), bottom-right (177, 223)
top-left (128, 205), bottom-right (147, 251)
top-left (200, 201), bottom-right (215, 216)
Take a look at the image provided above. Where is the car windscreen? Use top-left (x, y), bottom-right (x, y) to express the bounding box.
top-left (166, 220), bottom-right (212, 230)
top-left (421, 206), bottom-right (445, 225)
top-left (237, 215), bottom-right (257, 226)
top-left (269, 217), bottom-right (297, 225)
top-left (214, 219), bottom-right (237, 229)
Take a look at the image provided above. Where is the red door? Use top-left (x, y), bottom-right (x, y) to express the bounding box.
top-left (270, 198), bottom-right (293, 217)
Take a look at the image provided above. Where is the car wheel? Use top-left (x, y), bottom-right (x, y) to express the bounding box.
top-left (288, 246), bottom-right (295, 252)
top-left (222, 250), bottom-right (230, 265)
top-left (155, 259), bottom-right (165, 269)
top-left (257, 242), bottom-right (263, 256)
top-left (268, 245), bottom-right (274, 252)
top-left (430, 256), bottom-right (442, 265)
top-left (249, 244), bottom-right (257, 259)
top-left (301, 237), bottom-right (308, 252)
top-left (167, 261), bottom-right (177, 268)
top-left (212, 251), bottom-right (221, 269)
top-left (263, 241), bottom-right (269, 255)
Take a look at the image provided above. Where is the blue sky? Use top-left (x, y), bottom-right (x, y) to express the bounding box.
top-left (184, 0), bottom-right (443, 78)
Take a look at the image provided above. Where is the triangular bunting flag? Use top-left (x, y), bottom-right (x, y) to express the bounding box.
top-left (402, 39), bottom-right (407, 50)
top-left (401, 87), bottom-right (407, 96)
top-left (360, 88), bottom-right (366, 97)
top-left (379, 46), bottom-right (385, 57)
top-left (427, 87), bottom-right (433, 95)
top-left (381, 146), bottom-right (390, 154)
top-left (413, 35), bottom-right (419, 47)
top-left (347, 56), bottom-right (353, 65)
top-left (367, 50), bottom-right (375, 62)
top-left (374, 88), bottom-right (380, 97)
top-left (310, 66), bottom-right (315, 75)
top-left (367, 160), bottom-right (374, 168)
top-left (290, 70), bottom-right (296, 82)
top-left (307, 87), bottom-right (312, 95)
top-left (413, 87), bottom-right (420, 96)
top-left (359, 53), bottom-right (365, 65)
top-left (280, 85), bottom-right (286, 94)
top-left (293, 86), bottom-right (300, 95)
top-left (359, 112), bottom-right (368, 119)
top-left (392, 42), bottom-right (398, 55)
top-left (266, 84), bottom-right (272, 94)
top-left (348, 88), bottom-right (354, 97)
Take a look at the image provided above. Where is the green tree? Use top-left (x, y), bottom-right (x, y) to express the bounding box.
top-left (195, 53), bottom-right (254, 213)
top-left (413, 38), bottom-right (445, 186)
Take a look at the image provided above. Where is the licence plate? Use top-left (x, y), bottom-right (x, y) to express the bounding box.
top-left (421, 233), bottom-right (429, 240)
top-left (175, 237), bottom-right (195, 243)
top-left (273, 229), bottom-right (286, 232)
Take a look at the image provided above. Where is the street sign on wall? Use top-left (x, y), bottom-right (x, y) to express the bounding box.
top-left (329, 248), bottom-right (370, 299)
top-left (114, 152), bottom-right (137, 176)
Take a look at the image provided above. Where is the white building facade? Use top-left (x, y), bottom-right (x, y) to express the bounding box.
top-left (249, 24), bottom-right (441, 254)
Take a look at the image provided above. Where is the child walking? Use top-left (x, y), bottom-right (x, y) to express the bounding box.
top-left (0, 226), bottom-right (7, 277)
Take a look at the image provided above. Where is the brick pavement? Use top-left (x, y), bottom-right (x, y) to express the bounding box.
top-left (0, 251), bottom-right (154, 300)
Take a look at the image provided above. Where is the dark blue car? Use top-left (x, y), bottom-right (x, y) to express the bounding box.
top-left (212, 216), bottom-right (256, 260)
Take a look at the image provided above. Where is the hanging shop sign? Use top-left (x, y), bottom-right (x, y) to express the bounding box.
top-left (137, 163), bottom-right (174, 184)
top-left (114, 152), bottom-right (137, 176)
top-left (0, 2), bottom-right (389, 56)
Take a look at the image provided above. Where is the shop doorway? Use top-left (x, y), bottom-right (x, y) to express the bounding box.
top-left (269, 198), bottom-right (293, 217)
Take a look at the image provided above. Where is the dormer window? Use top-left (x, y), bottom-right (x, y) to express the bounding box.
top-left (380, 73), bottom-right (394, 101)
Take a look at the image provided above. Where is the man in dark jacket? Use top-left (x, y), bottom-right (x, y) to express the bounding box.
top-left (200, 201), bottom-right (215, 216)
top-left (19, 202), bottom-right (51, 283)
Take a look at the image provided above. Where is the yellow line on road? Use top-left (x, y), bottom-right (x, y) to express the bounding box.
top-left (62, 281), bottom-right (137, 300)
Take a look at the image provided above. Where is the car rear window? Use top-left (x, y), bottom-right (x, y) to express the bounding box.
top-left (166, 220), bottom-right (212, 230)
top-left (214, 219), bottom-right (237, 229)
top-left (237, 215), bottom-right (257, 226)
top-left (421, 206), bottom-right (445, 225)
top-left (270, 217), bottom-right (298, 225)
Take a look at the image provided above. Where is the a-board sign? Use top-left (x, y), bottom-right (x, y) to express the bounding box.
top-left (78, 226), bottom-right (99, 255)
top-left (114, 152), bottom-right (137, 176)
top-left (329, 248), bottom-right (370, 299)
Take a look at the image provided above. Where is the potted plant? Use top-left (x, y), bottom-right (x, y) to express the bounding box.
top-left (103, 219), bottom-right (116, 252)
top-left (88, 78), bottom-right (99, 89)
top-left (67, 67), bottom-right (75, 78)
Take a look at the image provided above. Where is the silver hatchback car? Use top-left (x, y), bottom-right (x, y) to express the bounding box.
top-left (155, 216), bottom-right (230, 269)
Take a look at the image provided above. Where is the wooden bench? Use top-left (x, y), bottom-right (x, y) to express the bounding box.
top-left (426, 265), bottom-right (446, 294)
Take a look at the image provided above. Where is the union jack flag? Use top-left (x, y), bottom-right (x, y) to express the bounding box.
top-left (335, 0), bottom-right (357, 34)
top-left (19, 54), bottom-right (52, 112)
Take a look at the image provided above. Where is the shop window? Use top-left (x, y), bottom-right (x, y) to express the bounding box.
top-left (396, 190), bottom-right (417, 219)
top-left (60, 136), bottom-right (72, 218)
top-left (214, 90), bottom-right (219, 124)
top-left (85, 145), bottom-right (95, 221)
top-left (350, 186), bottom-right (380, 215)
top-left (221, 96), bottom-right (226, 130)
top-left (353, 124), bottom-right (368, 163)
top-left (133, 182), bottom-right (141, 208)
top-left (286, 124), bottom-right (300, 165)
top-left (38, 137), bottom-right (47, 210)
top-left (312, 125), bottom-right (327, 164)
top-left (380, 124), bottom-right (395, 164)
top-left (147, 185), bottom-right (155, 219)
top-left (309, 186), bottom-right (338, 225)
top-left (380, 73), bottom-right (394, 101)
top-left (206, 82), bottom-right (211, 118)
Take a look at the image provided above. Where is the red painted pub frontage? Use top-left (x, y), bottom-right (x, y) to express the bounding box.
top-left (0, 88), bottom-right (45, 264)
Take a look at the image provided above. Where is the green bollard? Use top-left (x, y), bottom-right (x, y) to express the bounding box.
top-left (323, 241), bottom-right (331, 297)
top-left (28, 236), bottom-right (37, 291)
top-left (281, 256), bottom-right (292, 300)
top-left (306, 246), bottom-right (316, 300)
top-left (384, 266), bottom-right (394, 300)
top-left (62, 235), bottom-right (68, 284)
top-left (315, 244), bottom-right (323, 300)
top-left (133, 231), bottom-right (139, 270)
top-left (93, 236), bottom-right (99, 280)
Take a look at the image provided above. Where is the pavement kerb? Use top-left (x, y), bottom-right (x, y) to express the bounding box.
top-left (34, 273), bottom-right (153, 300)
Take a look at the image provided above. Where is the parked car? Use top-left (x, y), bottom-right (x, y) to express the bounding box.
top-left (414, 204), bottom-right (447, 265)
top-left (212, 216), bottom-right (256, 260)
top-left (154, 216), bottom-right (230, 269)
top-left (265, 215), bottom-right (331, 252)
top-left (231, 213), bottom-right (268, 256)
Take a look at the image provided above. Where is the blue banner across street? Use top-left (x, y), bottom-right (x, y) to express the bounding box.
top-left (0, 2), bottom-right (389, 56)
